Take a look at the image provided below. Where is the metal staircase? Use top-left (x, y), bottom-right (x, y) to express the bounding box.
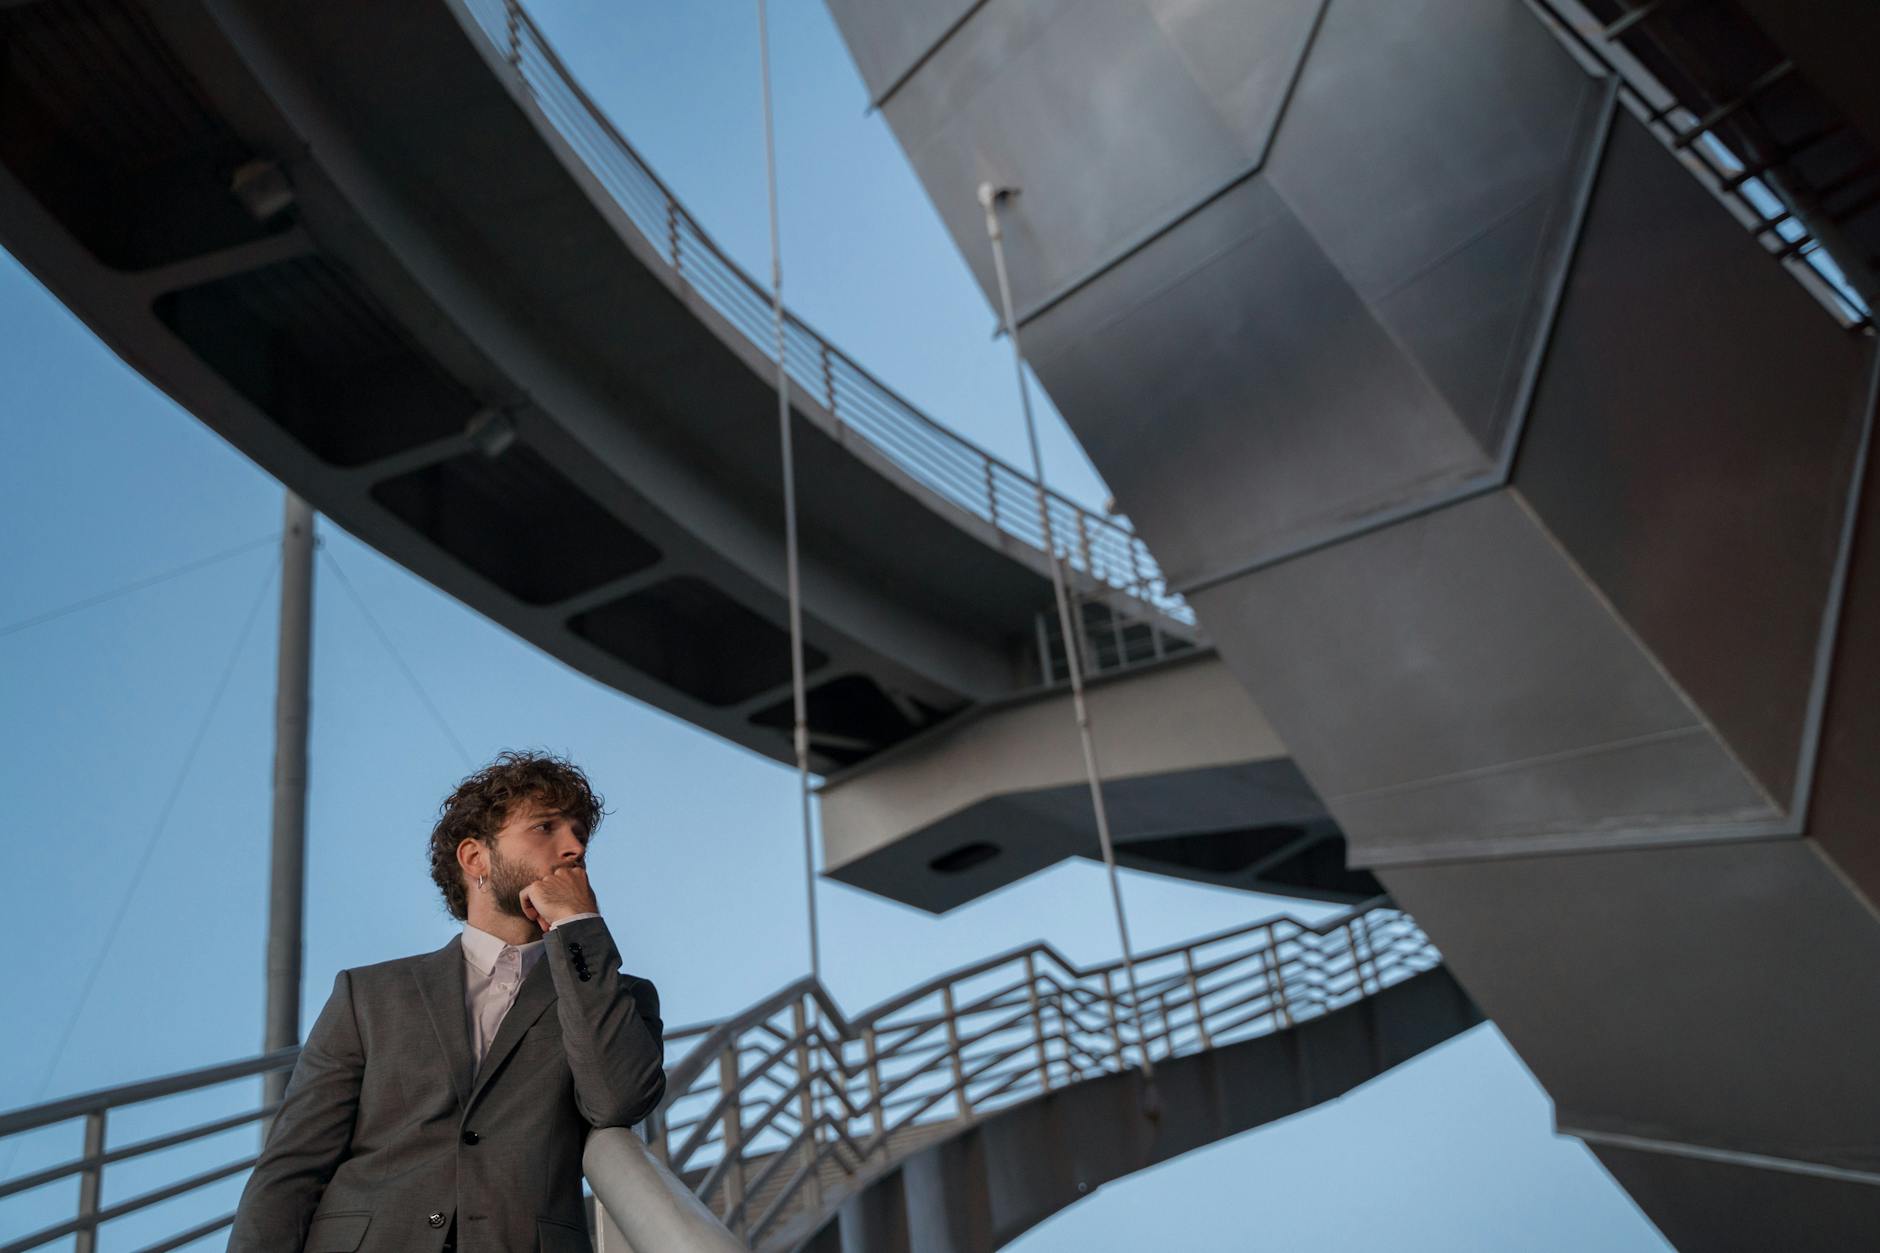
top-left (637, 897), bottom-right (1464, 1251)
top-left (0, 900), bottom-right (1475, 1252)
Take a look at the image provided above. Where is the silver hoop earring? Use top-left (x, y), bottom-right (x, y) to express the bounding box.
top-left (477, 876), bottom-right (487, 890)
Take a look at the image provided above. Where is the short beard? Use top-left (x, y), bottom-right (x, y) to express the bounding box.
top-left (483, 843), bottom-right (538, 921)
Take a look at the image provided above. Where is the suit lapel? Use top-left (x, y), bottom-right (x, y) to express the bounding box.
top-left (468, 952), bottom-right (558, 1110)
top-left (413, 936), bottom-right (476, 1111)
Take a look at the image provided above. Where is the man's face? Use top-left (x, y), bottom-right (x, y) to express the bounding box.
top-left (476, 799), bottom-right (590, 920)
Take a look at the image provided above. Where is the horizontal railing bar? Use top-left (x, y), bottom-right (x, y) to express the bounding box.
top-left (0, 1048), bottom-right (298, 1137)
top-left (0, 1154), bottom-right (256, 1253)
top-left (0, 1101), bottom-right (277, 1201)
top-left (131, 1209), bottom-right (238, 1253)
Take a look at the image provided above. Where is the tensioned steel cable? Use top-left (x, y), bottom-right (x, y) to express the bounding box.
top-left (755, 0), bottom-right (821, 986)
top-left (0, 553), bottom-right (278, 1181)
top-left (319, 547), bottom-right (476, 770)
top-left (0, 533), bottom-right (278, 640)
top-left (977, 183), bottom-right (1154, 1080)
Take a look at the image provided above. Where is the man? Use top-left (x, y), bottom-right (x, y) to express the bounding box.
top-left (229, 751), bottom-right (666, 1253)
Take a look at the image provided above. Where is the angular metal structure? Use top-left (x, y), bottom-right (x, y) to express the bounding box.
top-left (821, 651), bottom-right (1378, 911)
top-left (826, 0), bottom-right (1880, 1246)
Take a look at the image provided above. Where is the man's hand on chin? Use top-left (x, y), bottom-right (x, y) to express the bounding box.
top-left (519, 867), bottom-right (600, 933)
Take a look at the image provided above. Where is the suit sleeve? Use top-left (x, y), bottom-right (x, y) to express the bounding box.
top-left (545, 916), bottom-right (666, 1128)
top-left (227, 969), bottom-right (365, 1251)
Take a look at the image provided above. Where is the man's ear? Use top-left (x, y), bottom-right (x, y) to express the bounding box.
top-left (456, 837), bottom-right (488, 885)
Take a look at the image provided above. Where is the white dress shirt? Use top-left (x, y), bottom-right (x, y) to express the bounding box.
top-left (461, 914), bottom-right (598, 1071)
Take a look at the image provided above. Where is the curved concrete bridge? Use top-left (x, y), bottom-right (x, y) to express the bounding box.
top-left (0, 0), bottom-right (1184, 776)
top-left (0, 0), bottom-right (1392, 909)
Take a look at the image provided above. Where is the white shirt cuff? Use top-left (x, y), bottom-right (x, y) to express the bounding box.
top-left (550, 912), bottom-right (601, 931)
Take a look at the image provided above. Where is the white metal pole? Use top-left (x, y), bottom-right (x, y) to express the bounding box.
top-left (756, 0), bottom-right (821, 985)
top-left (978, 184), bottom-right (1153, 1079)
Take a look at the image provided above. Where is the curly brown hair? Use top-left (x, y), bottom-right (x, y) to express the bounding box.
top-left (427, 750), bottom-right (606, 920)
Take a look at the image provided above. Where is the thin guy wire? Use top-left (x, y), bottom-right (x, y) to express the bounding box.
top-left (0, 554), bottom-right (278, 1181)
top-left (978, 185), bottom-right (1153, 1078)
top-left (0, 533), bottom-right (279, 640)
top-left (756, 0), bottom-right (820, 985)
top-left (318, 548), bottom-right (476, 769)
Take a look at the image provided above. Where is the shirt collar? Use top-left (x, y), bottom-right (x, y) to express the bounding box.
top-left (461, 922), bottom-right (546, 977)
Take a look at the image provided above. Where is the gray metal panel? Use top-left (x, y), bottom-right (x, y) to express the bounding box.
top-left (1260, 0), bottom-right (1603, 454)
top-left (1189, 490), bottom-right (1777, 861)
top-left (824, 757), bottom-right (1328, 914)
top-left (1515, 112), bottom-right (1876, 811)
top-left (1022, 175), bottom-right (1489, 590)
top-left (881, 0), bottom-right (1321, 315)
top-left (1801, 360), bottom-right (1880, 905)
top-left (820, 0), bottom-right (980, 100)
top-left (1383, 839), bottom-right (1880, 1174)
top-left (1592, 1144), bottom-right (1880, 1253)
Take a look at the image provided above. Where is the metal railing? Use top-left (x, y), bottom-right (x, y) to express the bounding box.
top-left (0, 1048), bottom-right (298, 1253)
top-left (1034, 589), bottom-right (1197, 685)
top-left (647, 898), bottom-right (1437, 1247)
top-left (455, 0), bottom-right (1189, 621)
top-left (1526, 0), bottom-right (1872, 328)
top-left (0, 900), bottom-right (1435, 1252)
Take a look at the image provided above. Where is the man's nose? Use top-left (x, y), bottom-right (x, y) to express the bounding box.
top-left (554, 832), bottom-right (585, 863)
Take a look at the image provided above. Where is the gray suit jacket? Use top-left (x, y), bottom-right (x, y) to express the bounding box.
top-left (228, 916), bottom-right (665, 1253)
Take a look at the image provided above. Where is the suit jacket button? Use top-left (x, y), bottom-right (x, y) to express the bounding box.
top-left (428, 1213), bottom-right (446, 1228)
top-left (461, 1130), bottom-right (481, 1145)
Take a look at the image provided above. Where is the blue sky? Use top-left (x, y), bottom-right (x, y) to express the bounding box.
top-left (0, 2), bottom-right (1672, 1249)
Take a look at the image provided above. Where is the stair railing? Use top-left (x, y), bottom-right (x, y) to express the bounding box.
top-left (0, 1048), bottom-right (299, 1253)
top-left (0, 902), bottom-right (1436, 1251)
top-left (649, 897), bottom-right (1439, 1247)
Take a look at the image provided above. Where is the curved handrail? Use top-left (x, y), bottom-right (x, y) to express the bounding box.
top-left (451, 0), bottom-right (1191, 622)
top-left (647, 897), bottom-right (1440, 1245)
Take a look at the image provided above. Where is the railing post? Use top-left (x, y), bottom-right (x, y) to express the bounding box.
top-left (1107, 600), bottom-right (1128, 669)
top-left (667, 201), bottom-right (683, 276)
top-left (644, 1105), bottom-right (670, 1167)
top-left (1262, 926), bottom-right (1294, 1031)
top-left (717, 1046), bottom-right (747, 1237)
top-left (1075, 511), bottom-right (1094, 577)
top-left (1343, 924), bottom-right (1371, 999)
top-left (941, 984), bottom-right (970, 1119)
top-left (862, 1025), bottom-right (886, 1152)
top-left (1100, 969), bottom-right (1125, 1067)
top-left (1024, 952), bottom-right (1052, 1092)
top-left (821, 343), bottom-right (837, 421)
top-left (503, 0), bottom-right (521, 73)
top-left (74, 1109), bottom-right (105, 1253)
top-left (792, 999), bottom-right (823, 1210)
top-left (984, 459), bottom-right (1000, 530)
top-left (1156, 991), bottom-right (1176, 1062)
top-left (1034, 609), bottom-right (1055, 685)
top-left (1183, 948), bottom-right (1212, 1052)
top-left (1128, 535), bottom-right (1147, 602)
